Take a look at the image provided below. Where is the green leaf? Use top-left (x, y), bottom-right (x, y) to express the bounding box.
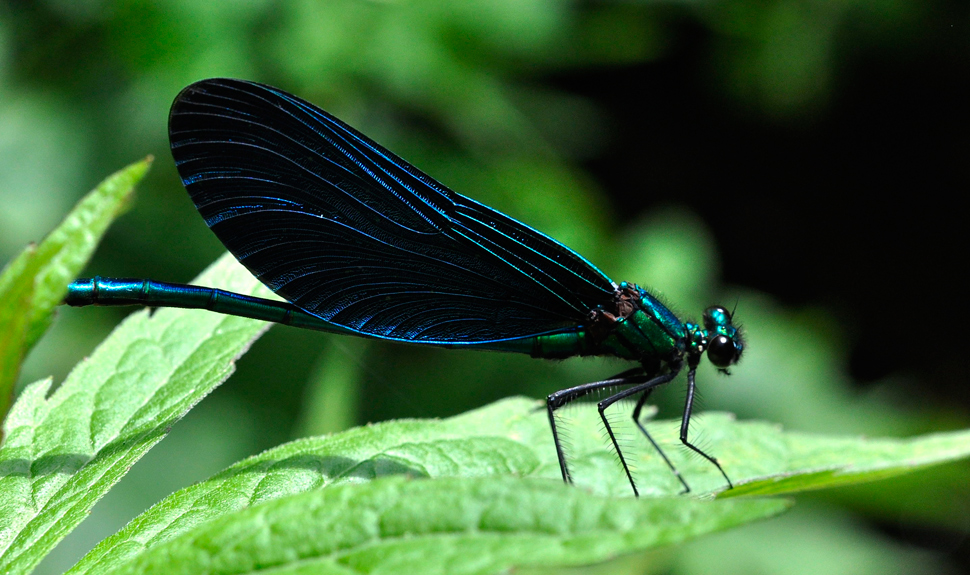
top-left (0, 253), bottom-right (269, 575)
top-left (71, 405), bottom-right (546, 574)
top-left (0, 157), bottom-right (151, 420)
top-left (101, 476), bottom-right (791, 575)
top-left (719, 425), bottom-right (970, 498)
top-left (0, 249), bottom-right (40, 423)
top-left (71, 397), bottom-right (970, 574)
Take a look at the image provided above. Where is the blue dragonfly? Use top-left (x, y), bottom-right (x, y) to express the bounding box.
top-left (66, 79), bottom-right (744, 496)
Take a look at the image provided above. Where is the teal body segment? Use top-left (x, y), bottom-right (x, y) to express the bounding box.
top-left (65, 277), bottom-right (359, 336)
top-left (635, 288), bottom-right (687, 343)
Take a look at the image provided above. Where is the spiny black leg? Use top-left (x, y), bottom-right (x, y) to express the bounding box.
top-left (597, 400), bottom-right (639, 497)
top-left (596, 372), bottom-right (677, 497)
top-left (632, 388), bottom-right (691, 494)
top-left (546, 367), bottom-right (647, 486)
top-left (680, 368), bottom-right (733, 490)
top-left (546, 399), bottom-right (571, 483)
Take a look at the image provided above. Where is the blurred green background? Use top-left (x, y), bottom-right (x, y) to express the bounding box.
top-left (1, 0), bottom-right (967, 573)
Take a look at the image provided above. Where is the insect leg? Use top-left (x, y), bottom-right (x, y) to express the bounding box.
top-left (680, 367), bottom-right (733, 490)
top-left (546, 368), bottom-right (646, 486)
top-left (631, 387), bottom-right (691, 494)
top-left (597, 372), bottom-right (678, 497)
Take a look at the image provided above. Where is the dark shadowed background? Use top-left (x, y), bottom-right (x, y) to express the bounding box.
top-left (1, 1), bottom-right (967, 573)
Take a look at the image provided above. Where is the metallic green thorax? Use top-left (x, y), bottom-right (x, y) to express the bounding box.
top-left (479, 282), bottom-right (694, 366)
top-left (538, 282), bottom-right (684, 361)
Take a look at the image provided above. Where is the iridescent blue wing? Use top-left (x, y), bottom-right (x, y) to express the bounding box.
top-left (168, 78), bottom-right (615, 344)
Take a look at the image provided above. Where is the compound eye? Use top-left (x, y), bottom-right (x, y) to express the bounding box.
top-left (707, 334), bottom-right (739, 368)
